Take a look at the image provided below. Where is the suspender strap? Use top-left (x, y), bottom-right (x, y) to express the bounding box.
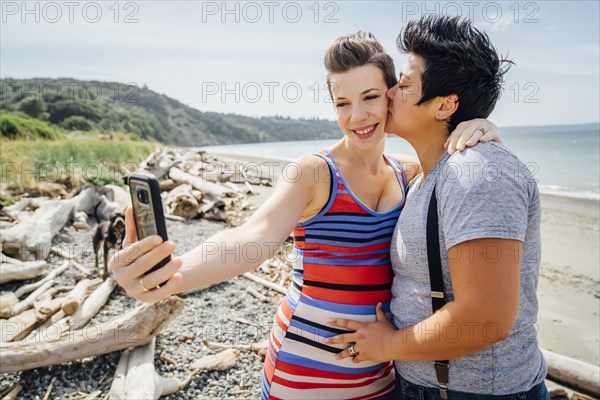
top-left (427, 187), bottom-right (449, 399)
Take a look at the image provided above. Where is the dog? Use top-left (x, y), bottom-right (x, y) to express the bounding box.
top-left (93, 212), bottom-right (126, 279)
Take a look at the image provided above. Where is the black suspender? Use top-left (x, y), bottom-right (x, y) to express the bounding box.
top-left (427, 187), bottom-right (450, 399)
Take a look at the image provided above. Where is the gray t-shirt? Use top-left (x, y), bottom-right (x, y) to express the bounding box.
top-left (391, 142), bottom-right (547, 394)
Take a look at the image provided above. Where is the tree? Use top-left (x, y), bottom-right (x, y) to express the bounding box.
top-left (19, 97), bottom-right (46, 119)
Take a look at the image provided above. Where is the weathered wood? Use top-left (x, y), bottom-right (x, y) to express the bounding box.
top-left (169, 167), bottom-right (234, 198)
top-left (103, 184), bottom-right (132, 212)
top-left (164, 184), bottom-right (199, 219)
top-left (1, 279), bottom-right (55, 318)
top-left (0, 296), bottom-right (63, 342)
top-left (202, 339), bottom-right (268, 358)
top-left (246, 286), bottom-right (268, 303)
top-left (199, 199), bottom-right (227, 222)
top-left (0, 383), bottom-right (23, 400)
top-left (542, 349), bottom-right (600, 397)
top-left (0, 292), bottom-right (19, 309)
top-left (0, 260), bottom-right (48, 284)
top-left (159, 179), bottom-right (178, 192)
top-left (28, 278), bottom-right (116, 342)
top-left (1, 309), bottom-right (36, 342)
top-left (0, 186), bottom-right (97, 261)
top-left (110, 337), bottom-right (182, 399)
top-left (0, 296), bottom-right (185, 373)
top-left (61, 278), bottom-right (91, 315)
top-left (50, 246), bottom-right (91, 275)
top-left (182, 348), bottom-right (239, 387)
top-left (14, 261), bottom-right (70, 298)
top-left (139, 148), bottom-right (181, 180)
top-left (242, 272), bottom-right (287, 295)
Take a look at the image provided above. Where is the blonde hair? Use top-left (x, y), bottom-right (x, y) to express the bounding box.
top-left (324, 31), bottom-right (397, 99)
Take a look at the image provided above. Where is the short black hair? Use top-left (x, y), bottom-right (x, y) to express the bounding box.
top-left (398, 15), bottom-right (513, 132)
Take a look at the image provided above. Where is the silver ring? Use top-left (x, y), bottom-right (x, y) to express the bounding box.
top-left (138, 278), bottom-right (150, 292)
top-left (348, 344), bottom-right (359, 357)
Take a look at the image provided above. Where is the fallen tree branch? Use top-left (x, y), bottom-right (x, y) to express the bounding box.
top-left (0, 295), bottom-right (185, 373)
top-left (109, 337), bottom-right (182, 399)
top-left (242, 272), bottom-right (286, 295)
top-left (61, 278), bottom-right (91, 315)
top-left (14, 261), bottom-right (70, 298)
top-left (50, 246), bottom-right (91, 276)
top-left (182, 348), bottom-right (239, 388)
top-left (0, 383), bottom-right (23, 400)
top-left (1, 279), bottom-right (55, 318)
top-left (0, 187), bottom-right (97, 261)
top-left (169, 167), bottom-right (234, 199)
top-left (542, 349), bottom-right (600, 397)
top-left (0, 260), bottom-right (48, 284)
top-left (201, 339), bottom-right (268, 358)
top-left (27, 278), bottom-right (116, 343)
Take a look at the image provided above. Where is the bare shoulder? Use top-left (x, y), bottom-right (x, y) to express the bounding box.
top-left (283, 154), bottom-right (330, 187)
top-left (389, 153), bottom-right (421, 184)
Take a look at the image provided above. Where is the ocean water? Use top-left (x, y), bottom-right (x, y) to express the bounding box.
top-left (199, 127), bottom-right (600, 201)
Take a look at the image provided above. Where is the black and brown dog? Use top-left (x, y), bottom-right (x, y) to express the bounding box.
top-left (93, 212), bottom-right (126, 279)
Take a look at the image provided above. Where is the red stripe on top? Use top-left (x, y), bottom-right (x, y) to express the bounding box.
top-left (303, 263), bottom-right (393, 286)
top-left (302, 286), bottom-right (392, 305)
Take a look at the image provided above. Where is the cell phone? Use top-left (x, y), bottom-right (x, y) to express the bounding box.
top-left (126, 171), bottom-right (171, 276)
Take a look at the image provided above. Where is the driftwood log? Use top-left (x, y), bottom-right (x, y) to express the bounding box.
top-left (14, 261), bottom-right (70, 298)
top-left (0, 292), bottom-right (19, 309)
top-left (61, 278), bottom-right (91, 315)
top-left (242, 272), bottom-right (287, 295)
top-left (0, 279), bottom-right (56, 319)
top-left (0, 292), bottom-right (66, 342)
top-left (0, 186), bottom-right (97, 260)
top-left (0, 259), bottom-right (47, 284)
top-left (27, 278), bottom-right (116, 343)
top-left (164, 184), bottom-right (199, 219)
top-left (139, 148), bottom-right (182, 180)
top-left (109, 337), bottom-right (182, 399)
top-left (169, 167), bottom-right (234, 199)
top-left (181, 348), bottom-right (240, 387)
top-left (542, 349), bottom-right (600, 397)
top-left (0, 296), bottom-right (184, 373)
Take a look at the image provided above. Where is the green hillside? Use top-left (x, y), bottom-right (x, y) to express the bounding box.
top-left (0, 78), bottom-right (341, 145)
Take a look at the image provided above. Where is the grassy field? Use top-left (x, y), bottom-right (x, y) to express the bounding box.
top-left (0, 133), bottom-right (160, 203)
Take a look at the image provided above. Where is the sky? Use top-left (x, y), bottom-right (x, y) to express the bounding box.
top-left (1, 0), bottom-right (599, 127)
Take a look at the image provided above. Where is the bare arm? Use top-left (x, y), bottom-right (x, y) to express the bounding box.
top-left (110, 156), bottom-right (319, 303)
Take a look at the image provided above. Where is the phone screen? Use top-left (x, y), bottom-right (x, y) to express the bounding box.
top-left (129, 179), bottom-right (159, 240)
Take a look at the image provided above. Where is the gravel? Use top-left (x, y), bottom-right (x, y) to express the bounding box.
top-left (0, 214), bottom-right (282, 399)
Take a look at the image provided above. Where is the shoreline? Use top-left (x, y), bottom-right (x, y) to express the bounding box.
top-left (212, 152), bottom-right (600, 366)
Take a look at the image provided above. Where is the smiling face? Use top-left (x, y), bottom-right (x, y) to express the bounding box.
top-left (385, 54), bottom-right (439, 140)
top-left (329, 64), bottom-right (389, 151)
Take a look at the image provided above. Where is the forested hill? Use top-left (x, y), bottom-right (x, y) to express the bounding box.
top-left (0, 78), bottom-right (341, 145)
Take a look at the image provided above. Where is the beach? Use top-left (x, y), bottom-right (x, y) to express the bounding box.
top-left (537, 194), bottom-right (600, 366)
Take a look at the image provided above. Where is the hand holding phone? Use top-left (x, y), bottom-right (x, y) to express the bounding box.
top-left (127, 171), bottom-right (172, 276)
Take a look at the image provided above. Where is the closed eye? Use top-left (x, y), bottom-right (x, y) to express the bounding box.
top-left (365, 95), bottom-right (379, 100)
top-left (335, 102), bottom-right (348, 108)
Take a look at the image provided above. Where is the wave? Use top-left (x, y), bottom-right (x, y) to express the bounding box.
top-left (538, 185), bottom-right (600, 201)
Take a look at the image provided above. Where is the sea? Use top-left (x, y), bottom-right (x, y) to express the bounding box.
top-left (198, 124), bottom-right (600, 201)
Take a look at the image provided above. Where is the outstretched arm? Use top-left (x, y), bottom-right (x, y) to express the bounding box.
top-left (110, 156), bottom-right (318, 303)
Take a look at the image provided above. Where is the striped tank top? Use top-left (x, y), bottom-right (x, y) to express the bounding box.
top-left (261, 149), bottom-right (407, 400)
